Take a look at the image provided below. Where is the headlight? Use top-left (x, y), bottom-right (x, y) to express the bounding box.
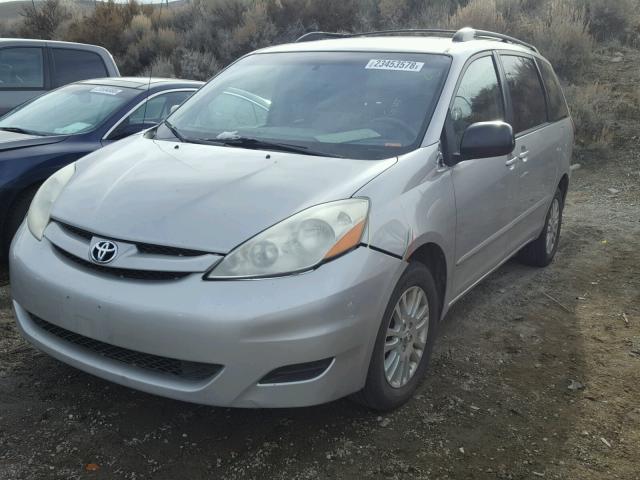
top-left (27, 163), bottom-right (76, 240)
top-left (207, 198), bottom-right (369, 279)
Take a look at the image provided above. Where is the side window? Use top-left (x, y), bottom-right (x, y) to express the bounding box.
top-left (537, 59), bottom-right (569, 122)
top-left (52, 49), bottom-right (108, 87)
top-left (500, 55), bottom-right (548, 134)
top-left (450, 56), bottom-right (504, 150)
top-left (109, 91), bottom-right (193, 140)
top-left (0, 47), bottom-right (44, 88)
top-left (195, 90), bottom-right (269, 131)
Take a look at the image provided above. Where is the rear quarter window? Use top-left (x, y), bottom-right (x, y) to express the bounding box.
top-left (537, 59), bottom-right (569, 122)
top-left (500, 55), bottom-right (548, 134)
top-left (52, 48), bottom-right (108, 87)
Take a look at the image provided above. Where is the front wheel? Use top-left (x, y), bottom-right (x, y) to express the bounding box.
top-left (353, 262), bottom-right (439, 411)
top-left (518, 187), bottom-right (564, 267)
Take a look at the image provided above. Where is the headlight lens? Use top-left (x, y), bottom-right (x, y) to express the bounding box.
top-left (207, 198), bottom-right (369, 278)
top-left (27, 163), bottom-right (76, 240)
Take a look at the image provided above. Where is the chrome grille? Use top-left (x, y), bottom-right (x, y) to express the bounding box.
top-left (136, 243), bottom-right (208, 257)
top-left (59, 222), bottom-right (92, 241)
top-left (54, 245), bottom-right (191, 281)
top-left (56, 221), bottom-right (210, 257)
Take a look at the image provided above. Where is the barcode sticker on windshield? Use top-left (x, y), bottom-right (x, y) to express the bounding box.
top-left (365, 59), bottom-right (424, 72)
top-left (90, 86), bottom-right (122, 96)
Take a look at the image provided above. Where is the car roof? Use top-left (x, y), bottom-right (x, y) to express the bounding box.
top-left (257, 34), bottom-right (537, 59)
top-left (0, 38), bottom-right (109, 52)
top-left (78, 77), bottom-right (204, 90)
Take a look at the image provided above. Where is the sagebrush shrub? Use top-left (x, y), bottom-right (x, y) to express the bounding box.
top-left (447, 0), bottom-right (508, 33)
top-left (586, 0), bottom-right (636, 43)
top-left (128, 14), bottom-right (152, 39)
top-left (19, 0), bottom-right (70, 39)
top-left (564, 83), bottom-right (614, 146)
top-left (155, 27), bottom-right (179, 56)
top-left (177, 48), bottom-right (219, 81)
top-left (147, 56), bottom-right (176, 78)
top-left (230, 1), bottom-right (278, 56)
top-left (0, 19), bottom-right (19, 36)
top-left (524, 0), bottom-right (593, 80)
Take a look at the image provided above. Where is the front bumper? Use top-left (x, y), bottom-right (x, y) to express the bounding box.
top-left (10, 225), bottom-right (404, 407)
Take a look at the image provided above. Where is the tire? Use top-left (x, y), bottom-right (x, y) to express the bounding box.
top-left (2, 186), bottom-right (38, 260)
top-left (517, 187), bottom-right (564, 267)
top-left (352, 262), bottom-right (440, 411)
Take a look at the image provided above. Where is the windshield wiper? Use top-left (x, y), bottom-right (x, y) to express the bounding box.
top-left (0, 126), bottom-right (46, 136)
top-left (193, 136), bottom-right (342, 158)
top-left (163, 120), bottom-right (186, 142)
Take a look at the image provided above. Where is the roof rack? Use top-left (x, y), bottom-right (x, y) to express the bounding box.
top-left (295, 32), bottom-right (350, 42)
top-left (296, 29), bottom-right (457, 43)
top-left (452, 27), bottom-right (538, 53)
top-left (295, 27), bottom-right (538, 53)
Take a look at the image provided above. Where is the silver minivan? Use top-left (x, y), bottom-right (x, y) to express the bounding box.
top-left (10, 28), bottom-right (573, 410)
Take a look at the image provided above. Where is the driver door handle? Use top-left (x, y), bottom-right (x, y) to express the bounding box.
top-left (505, 157), bottom-right (518, 167)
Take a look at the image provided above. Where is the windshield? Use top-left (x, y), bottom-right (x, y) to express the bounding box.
top-left (163, 52), bottom-right (451, 159)
top-left (0, 84), bottom-right (138, 136)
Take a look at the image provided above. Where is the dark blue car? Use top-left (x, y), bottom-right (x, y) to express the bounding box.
top-left (0, 77), bottom-right (202, 257)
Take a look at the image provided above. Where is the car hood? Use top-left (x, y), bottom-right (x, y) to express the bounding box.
top-left (52, 137), bottom-right (396, 253)
top-left (0, 130), bottom-right (67, 152)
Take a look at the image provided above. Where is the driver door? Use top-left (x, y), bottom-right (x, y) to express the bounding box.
top-left (446, 53), bottom-right (519, 298)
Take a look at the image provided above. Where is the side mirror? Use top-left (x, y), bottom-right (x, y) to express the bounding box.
top-left (169, 104), bottom-right (180, 115)
top-left (459, 121), bottom-right (515, 161)
top-left (108, 122), bottom-right (158, 141)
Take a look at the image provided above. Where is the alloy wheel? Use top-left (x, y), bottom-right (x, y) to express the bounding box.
top-left (546, 198), bottom-right (561, 255)
top-left (384, 286), bottom-right (430, 388)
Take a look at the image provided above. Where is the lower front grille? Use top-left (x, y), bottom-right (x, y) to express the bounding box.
top-left (54, 246), bottom-right (191, 281)
top-left (31, 315), bottom-right (222, 382)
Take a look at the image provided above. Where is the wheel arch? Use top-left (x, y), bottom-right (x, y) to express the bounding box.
top-left (558, 173), bottom-right (569, 202)
top-left (406, 242), bottom-right (447, 320)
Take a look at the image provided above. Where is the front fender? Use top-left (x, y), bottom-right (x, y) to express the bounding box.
top-left (356, 144), bottom-right (456, 307)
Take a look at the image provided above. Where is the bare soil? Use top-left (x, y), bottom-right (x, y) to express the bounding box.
top-left (1, 47), bottom-right (639, 480)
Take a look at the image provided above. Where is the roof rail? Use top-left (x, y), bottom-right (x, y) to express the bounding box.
top-left (452, 27), bottom-right (538, 53)
top-left (295, 32), bottom-right (350, 42)
top-left (295, 27), bottom-right (538, 53)
top-left (295, 29), bottom-right (457, 43)
top-left (356, 28), bottom-right (457, 38)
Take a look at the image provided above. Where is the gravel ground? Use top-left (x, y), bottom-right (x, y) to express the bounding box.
top-left (1, 49), bottom-right (639, 480)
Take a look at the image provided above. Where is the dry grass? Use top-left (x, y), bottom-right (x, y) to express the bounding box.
top-left (564, 83), bottom-right (615, 147)
top-left (587, 0), bottom-right (637, 42)
top-left (447, 0), bottom-right (508, 32)
top-left (526, 0), bottom-right (593, 80)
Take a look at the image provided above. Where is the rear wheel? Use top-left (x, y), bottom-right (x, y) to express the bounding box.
top-left (518, 187), bottom-right (564, 267)
top-left (353, 262), bottom-right (439, 411)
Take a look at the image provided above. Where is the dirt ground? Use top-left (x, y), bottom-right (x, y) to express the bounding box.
top-left (1, 49), bottom-right (639, 479)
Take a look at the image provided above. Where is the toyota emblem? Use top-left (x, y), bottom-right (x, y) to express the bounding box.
top-left (91, 240), bottom-right (118, 264)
